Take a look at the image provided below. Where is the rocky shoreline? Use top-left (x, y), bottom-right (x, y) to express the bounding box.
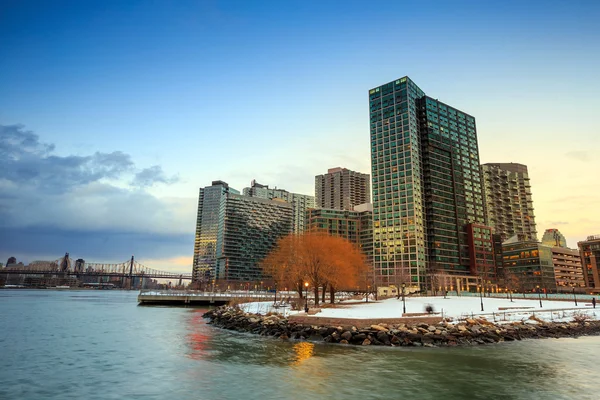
top-left (203, 306), bottom-right (600, 347)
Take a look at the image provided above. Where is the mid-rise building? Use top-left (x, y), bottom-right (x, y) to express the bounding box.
top-left (315, 167), bottom-right (370, 211)
top-left (482, 163), bottom-right (537, 241)
top-left (368, 76), bottom-right (486, 289)
top-left (578, 235), bottom-right (600, 293)
top-left (551, 246), bottom-right (585, 292)
top-left (192, 181), bottom-right (293, 282)
top-left (541, 228), bottom-right (567, 248)
top-left (306, 203), bottom-right (373, 263)
top-left (243, 180), bottom-right (315, 234)
top-left (502, 237), bottom-right (556, 292)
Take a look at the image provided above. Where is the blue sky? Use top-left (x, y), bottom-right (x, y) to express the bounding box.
top-left (1, 0), bottom-right (599, 271)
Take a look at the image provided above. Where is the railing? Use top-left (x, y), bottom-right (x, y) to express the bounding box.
top-left (138, 289), bottom-right (299, 298)
top-left (454, 291), bottom-right (599, 301)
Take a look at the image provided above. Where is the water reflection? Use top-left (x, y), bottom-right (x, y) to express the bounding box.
top-left (291, 342), bottom-right (314, 365)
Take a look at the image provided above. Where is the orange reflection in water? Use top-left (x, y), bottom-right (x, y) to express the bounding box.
top-left (186, 309), bottom-right (210, 360)
top-left (292, 341), bottom-right (315, 365)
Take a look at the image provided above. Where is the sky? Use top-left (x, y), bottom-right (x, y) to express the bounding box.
top-left (1, 0), bottom-right (599, 272)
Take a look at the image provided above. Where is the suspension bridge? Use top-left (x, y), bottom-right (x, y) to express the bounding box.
top-left (1, 253), bottom-right (192, 287)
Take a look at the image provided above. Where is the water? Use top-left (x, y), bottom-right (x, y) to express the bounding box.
top-left (1, 290), bottom-right (599, 400)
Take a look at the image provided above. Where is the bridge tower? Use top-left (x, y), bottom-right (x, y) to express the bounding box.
top-left (128, 255), bottom-right (134, 290)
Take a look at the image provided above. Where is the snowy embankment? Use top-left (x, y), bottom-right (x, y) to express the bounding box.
top-left (240, 296), bottom-right (599, 323)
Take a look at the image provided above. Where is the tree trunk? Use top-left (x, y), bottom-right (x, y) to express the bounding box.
top-left (322, 283), bottom-right (327, 303)
top-left (313, 286), bottom-right (319, 306)
top-left (330, 285), bottom-right (335, 304)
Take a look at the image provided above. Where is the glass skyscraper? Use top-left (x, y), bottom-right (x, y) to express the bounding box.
top-left (192, 181), bottom-right (293, 282)
top-left (369, 77), bottom-right (486, 289)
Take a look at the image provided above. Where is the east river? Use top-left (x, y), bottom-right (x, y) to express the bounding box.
top-left (1, 290), bottom-right (599, 400)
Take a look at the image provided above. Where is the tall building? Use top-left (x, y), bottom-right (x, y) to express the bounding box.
top-left (192, 181), bottom-right (293, 282)
top-left (578, 235), bottom-right (600, 293)
top-left (541, 228), bottom-right (567, 248)
top-left (368, 77), bottom-right (486, 288)
top-left (315, 167), bottom-right (370, 211)
top-left (243, 180), bottom-right (315, 234)
top-left (482, 163), bottom-right (537, 241)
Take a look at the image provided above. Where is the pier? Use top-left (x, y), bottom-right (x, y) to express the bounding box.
top-left (137, 289), bottom-right (295, 306)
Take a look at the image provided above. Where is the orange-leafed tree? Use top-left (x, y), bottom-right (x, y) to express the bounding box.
top-left (261, 231), bottom-right (369, 305)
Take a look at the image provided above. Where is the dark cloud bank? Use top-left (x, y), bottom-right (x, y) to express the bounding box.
top-left (0, 124), bottom-right (192, 264)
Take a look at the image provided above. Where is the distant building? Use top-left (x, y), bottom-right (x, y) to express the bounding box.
top-left (541, 228), bottom-right (567, 248)
top-left (502, 237), bottom-right (556, 292)
top-left (192, 181), bottom-right (293, 282)
top-left (578, 235), bottom-right (600, 293)
top-left (315, 167), bottom-right (370, 211)
top-left (243, 180), bottom-right (315, 234)
top-left (482, 163), bottom-right (537, 241)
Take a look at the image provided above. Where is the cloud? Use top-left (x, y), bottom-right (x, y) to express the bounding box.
top-left (565, 151), bottom-right (590, 162)
top-left (0, 124), bottom-right (192, 268)
top-left (132, 165), bottom-right (179, 187)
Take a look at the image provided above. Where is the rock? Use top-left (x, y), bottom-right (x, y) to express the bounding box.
top-left (376, 331), bottom-right (389, 342)
top-left (428, 325), bottom-right (437, 332)
top-left (341, 331), bottom-right (353, 341)
top-left (248, 317), bottom-right (259, 324)
top-left (390, 335), bottom-right (401, 345)
top-left (353, 333), bottom-right (367, 342)
top-left (457, 325), bottom-right (468, 332)
top-left (279, 334), bottom-right (289, 340)
top-left (371, 325), bottom-right (388, 331)
top-left (362, 339), bottom-right (371, 346)
top-left (339, 339), bottom-right (349, 344)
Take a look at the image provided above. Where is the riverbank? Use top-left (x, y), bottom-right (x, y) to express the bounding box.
top-left (203, 306), bottom-right (600, 347)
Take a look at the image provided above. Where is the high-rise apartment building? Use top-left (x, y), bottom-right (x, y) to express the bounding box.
top-left (482, 163), bottom-right (537, 241)
top-left (541, 228), bottom-right (567, 248)
top-left (369, 77), bottom-right (486, 288)
top-left (192, 181), bottom-right (292, 282)
top-left (315, 167), bottom-right (370, 211)
top-left (551, 246), bottom-right (584, 292)
top-left (502, 238), bottom-right (556, 292)
top-left (578, 235), bottom-right (600, 293)
top-left (243, 180), bottom-right (315, 234)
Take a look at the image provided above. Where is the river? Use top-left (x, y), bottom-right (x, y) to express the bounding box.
top-left (1, 290), bottom-right (599, 400)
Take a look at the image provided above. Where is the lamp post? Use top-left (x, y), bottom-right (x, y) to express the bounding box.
top-left (304, 282), bottom-right (309, 313)
top-left (536, 285), bottom-right (543, 308)
top-left (401, 283), bottom-right (406, 315)
top-left (573, 287), bottom-right (578, 306)
top-left (479, 285), bottom-right (484, 311)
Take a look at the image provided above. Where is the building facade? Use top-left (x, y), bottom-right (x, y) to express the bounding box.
top-left (502, 239), bottom-right (556, 292)
top-left (315, 167), bottom-right (370, 211)
top-left (192, 181), bottom-right (293, 282)
top-left (551, 246), bottom-right (585, 292)
top-left (192, 181), bottom-right (237, 282)
top-left (368, 76), bottom-right (486, 289)
top-left (482, 163), bottom-right (537, 242)
top-left (578, 235), bottom-right (600, 293)
top-left (221, 194), bottom-right (292, 281)
top-left (306, 203), bottom-right (373, 263)
top-left (465, 223), bottom-right (496, 282)
top-left (243, 180), bottom-right (315, 234)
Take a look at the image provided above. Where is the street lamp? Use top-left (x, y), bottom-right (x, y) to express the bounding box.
top-left (573, 287), bottom-right (578, 306)
top-left (536, 285), bottom-right (543, 308)
top-left (401, 283), bottom-right (406, 315)
top-left (479, 285), bottom-right (484, 312)
top-left (304, 282), bottom-right (309, 313)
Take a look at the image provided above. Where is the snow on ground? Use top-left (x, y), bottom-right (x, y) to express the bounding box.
top-left (240, 296), bottom-right (599, 323)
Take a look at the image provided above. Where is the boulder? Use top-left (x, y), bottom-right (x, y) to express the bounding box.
top-left (341, 331), bottom-right (353, 341)
top-left (371, 325), bottom-right (388, 332)
top-left (362, 339), bottom-right (372, 346)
